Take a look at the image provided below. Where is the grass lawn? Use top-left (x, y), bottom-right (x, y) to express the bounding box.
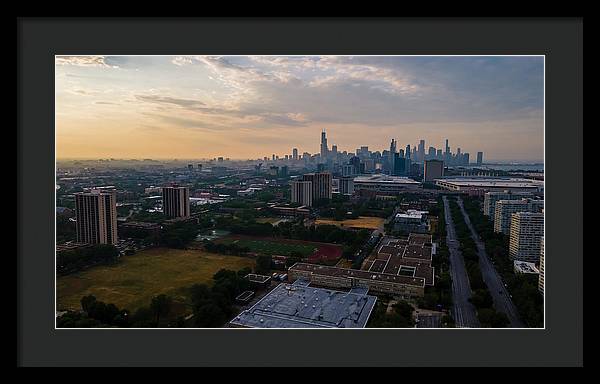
top-left (56, 248), bottom-right (255, 316)
top-left (220, 238), bottom-right (317, 257)
top-left (316, 216), bottom-right (385, 230)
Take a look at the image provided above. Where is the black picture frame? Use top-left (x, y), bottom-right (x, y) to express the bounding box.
top-left (17, 17), bottom-right (583, 367)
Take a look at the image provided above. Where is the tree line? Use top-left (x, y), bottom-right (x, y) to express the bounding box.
top-left (448, 198), bottom-right (510, 328)
top-left (461, 197), bottom-right (543, 328)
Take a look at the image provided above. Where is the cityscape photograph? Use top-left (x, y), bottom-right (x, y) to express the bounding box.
top-left (54, 55), bottom-right (545, 329)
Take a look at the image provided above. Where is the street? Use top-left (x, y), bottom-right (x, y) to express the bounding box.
top-left (456, 197), bottom-right (525, 328)
top-left (442, 196), bottom-right (480, 328)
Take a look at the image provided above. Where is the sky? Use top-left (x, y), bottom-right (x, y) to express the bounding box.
top-left (55, 55), bottom-right (544, 162)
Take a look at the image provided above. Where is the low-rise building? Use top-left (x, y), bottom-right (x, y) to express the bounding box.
top-left (353, 174), bottom-right (421, 194)
top-left (230, 281), bottom-right (377, 328)
top-left (394, 210), bottom-right (429, 233)
top-left (514, 260), bottom-right (540, 274)
top-left (435, 176), bottom-right (543, 194)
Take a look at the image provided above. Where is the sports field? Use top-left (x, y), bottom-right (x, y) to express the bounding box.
top-left (56, 248), bottom-right (255, 315)
top-left (220, 238), bottom-right (316, 257)
top-left (218, 235), bottom-right (343, 263)
top-left (315, 216), bottom-right (385, 230)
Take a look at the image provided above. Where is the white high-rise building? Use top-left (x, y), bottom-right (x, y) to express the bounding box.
top-left (509, 212), bottom-right (544, 262)
top-left (483, 191), bottom-right (533, 217)
top-left (494, 198), bottom-right (544, 234)
top-left (538, 236), bottom-right (545, 296)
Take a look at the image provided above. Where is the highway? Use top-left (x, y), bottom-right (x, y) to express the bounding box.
top-left (442, 196), bottom-right (480, 328)
top-left (456, 197), bottom-right (525, 328)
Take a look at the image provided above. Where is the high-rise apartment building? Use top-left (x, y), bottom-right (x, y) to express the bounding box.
top-left (424, 159), bottom-right (444, 182)
top-left (483, 191), bottom-right (533, 217)
top-left (538, 236), bottom-right (544, 295)
top-left (302, 172), bottom-right (332, 201)
top-left (74, 190), bottom-right (118, 245)
top-left (494, 198), bottom-right (544, 234)
top-left (162, 185), bottom-right (190, 218)
top-left (291, 180), bottom-right (313, 207)
top-left (509, 212), bottom-right (544, 263)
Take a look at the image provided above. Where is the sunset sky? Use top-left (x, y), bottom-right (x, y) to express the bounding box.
top-left (55, 55), bottom-right (544, 162)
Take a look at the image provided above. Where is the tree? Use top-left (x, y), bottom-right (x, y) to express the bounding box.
top-left (150, 294), bottom-right (172, 325)
top-left (81, 295), bottom-right (97, 313)
top-left (194, 303), bottom-right (226, 327)
top-left (255, 255), bottom-right (272, 275)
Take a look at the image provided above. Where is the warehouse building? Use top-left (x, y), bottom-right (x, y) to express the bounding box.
top-left (435, 177), bottom-right (543, 194)
top-left (353, 174), bottom-right (421, 194)
top-left (229, 281), bottom-right (377, 328)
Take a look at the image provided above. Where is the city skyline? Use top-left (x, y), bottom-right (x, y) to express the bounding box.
top-left (56, 55), bottom-right (544, 162)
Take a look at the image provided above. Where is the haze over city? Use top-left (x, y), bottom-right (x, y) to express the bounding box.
top-left (56, 55), bottom-right (544, 162)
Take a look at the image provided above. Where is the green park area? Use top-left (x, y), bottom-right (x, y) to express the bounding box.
top-left (56, 248), bottom-right (255, 316)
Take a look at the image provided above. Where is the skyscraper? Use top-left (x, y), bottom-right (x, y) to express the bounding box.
top-left (424, 160), bottom-right (444, 182)
top-left (349, 156), bottom-right (361, 175)
top-left (389, 139), bottom-right (397, 173)
top-left (302, 172), bottom-right (332, 201)
top-left (477, 151), bottom-right (483, 165)
top-left (162, 185), bottom-right (190, 218)
top-left (406, 144), bottom-right (411, 160)
top-left (428, 146), bottom-right (436, 160)
top-left (418, 140), bottom-right (425, 162)
top-left (75, 190), bottom-right (118, 245)
top-left (320, 130), bottom-right (328, 160)
top-left (293, 148), bottom-right (298, 160)
top-left (291, 180), bottom-right (313, 207)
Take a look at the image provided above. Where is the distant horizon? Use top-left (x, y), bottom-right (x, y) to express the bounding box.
top-left (56, 55), bottom-right (544, 161)
top-left (56, 156), bottom-right (544, 164)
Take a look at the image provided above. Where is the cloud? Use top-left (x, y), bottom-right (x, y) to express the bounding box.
top-left (94, 101), bottom-right (120, 105)
top-left (172, 56), bottom-right (194, 66)
top-left (135, 95), bottom-right (206, 108)
top-left (56, 56), bottom-right (119, 68)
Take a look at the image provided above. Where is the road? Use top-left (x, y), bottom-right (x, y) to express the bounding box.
top-left (442, 196), bottom-right (480, 328)
top-left (456, 197), bottom-right (525, 328)
top-left (416, 313), bottom-right (443, 328)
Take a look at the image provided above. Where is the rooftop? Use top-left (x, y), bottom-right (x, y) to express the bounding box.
top-left (353, 175), bottom-right (420, 185)
top-left (290, 262), bottom-right (427, 287)
top-left (514, 261), bottom-right (540, 274)
top-left (230, 282), bottom-right (377, 328)
top-left (436, 177), bottom-right (543, 189)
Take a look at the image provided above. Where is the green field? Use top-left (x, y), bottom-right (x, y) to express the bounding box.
top-left (220, 238), bottom-right (317, 257)
top-left (56, 248), bottom-right (255, 316)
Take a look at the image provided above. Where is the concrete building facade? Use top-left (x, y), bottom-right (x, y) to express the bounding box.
top-left (423, 159), bottom-right (444, 182)
top-left (509, 212), bottom-right (544, 263)
top-left (291, 180), bottom-right (313, 207)
top-left (162, 186), bottom-right (190, 218)
top-left (74, 190), bottom-right (118, 245)
top-left (494, 198), bottom-right (544, 234)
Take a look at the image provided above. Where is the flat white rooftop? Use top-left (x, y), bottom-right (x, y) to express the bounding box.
top-left (230, 282), bottom-right (377, 328)
top-left (354, 175), bottom-right (420, 184)
top-left (436, 177), bottom-right (543, 188)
